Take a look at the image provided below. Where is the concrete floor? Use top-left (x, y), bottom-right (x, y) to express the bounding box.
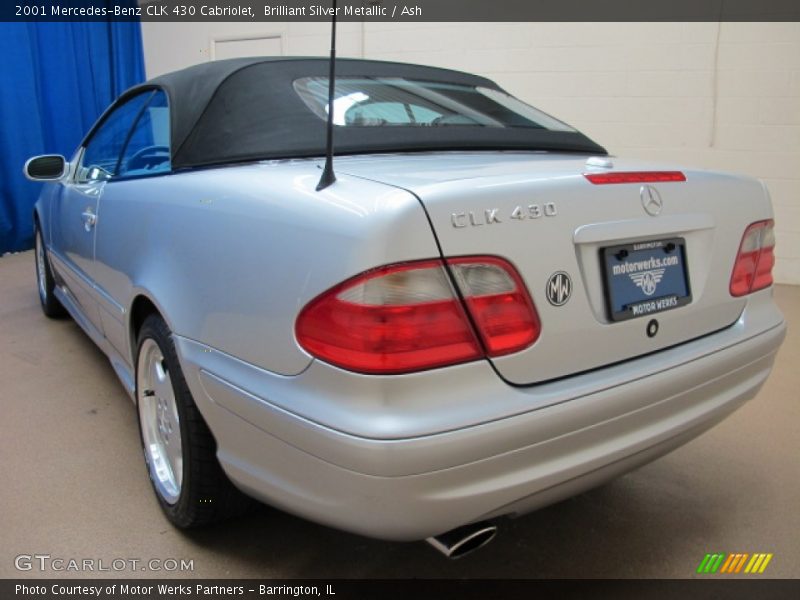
top-left (1, 250), bottom-right (798, 579)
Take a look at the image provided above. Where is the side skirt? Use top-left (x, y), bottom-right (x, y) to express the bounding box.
top-left (53, 284), bottom-right (136, 402)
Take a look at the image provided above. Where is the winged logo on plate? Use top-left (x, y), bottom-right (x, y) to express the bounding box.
top-left (629, 269), bottom-right (665, 296)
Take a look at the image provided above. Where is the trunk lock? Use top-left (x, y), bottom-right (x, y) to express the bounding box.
top-left (646, 319), bottom-right (659, 338)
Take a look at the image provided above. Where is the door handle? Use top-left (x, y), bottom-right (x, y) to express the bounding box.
top-left (81, 208), bottom-right (97, 231)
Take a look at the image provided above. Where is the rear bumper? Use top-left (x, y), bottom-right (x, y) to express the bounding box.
top-left (176, 291), bottom-right (785, 540)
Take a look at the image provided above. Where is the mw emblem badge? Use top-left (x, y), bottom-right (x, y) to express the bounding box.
top-left (629, 269), bottom-right (665, 296)
top-left (546, 271), bottom-right (572, 306)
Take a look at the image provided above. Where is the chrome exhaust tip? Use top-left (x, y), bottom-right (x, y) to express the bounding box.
top-left (425, 521), bottom-right (497, 559)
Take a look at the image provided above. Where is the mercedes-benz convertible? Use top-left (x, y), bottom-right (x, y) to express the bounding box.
top-left (25, 57), bottom-right (786, 558)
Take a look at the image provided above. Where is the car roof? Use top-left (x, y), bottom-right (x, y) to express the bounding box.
top-left (94, 57), bottom-right (605, 170)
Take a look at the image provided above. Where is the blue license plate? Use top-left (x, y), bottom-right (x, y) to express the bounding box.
top-left (602, 238), bottom-right (691, 321)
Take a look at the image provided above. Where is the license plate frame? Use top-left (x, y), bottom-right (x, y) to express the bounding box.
top-left (601, 237), bottom-right (692, 322)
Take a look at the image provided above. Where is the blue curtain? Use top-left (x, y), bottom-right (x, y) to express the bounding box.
top-left (0, 21), bottom-right (145, 254)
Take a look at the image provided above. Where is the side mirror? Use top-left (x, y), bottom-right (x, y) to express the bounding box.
top-left (24, 155), bottom-right (67, 181)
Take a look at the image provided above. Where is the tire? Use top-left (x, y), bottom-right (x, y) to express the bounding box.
top-left (135, 314), bottom-right (254, 528)
top-left (34, 224), bottom-right (67, 318)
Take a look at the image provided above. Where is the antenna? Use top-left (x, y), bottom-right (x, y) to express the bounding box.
top-left (316, 0), bottom-right (338, 191)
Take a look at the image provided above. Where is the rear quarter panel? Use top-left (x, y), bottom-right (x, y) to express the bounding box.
top-left (92, 160), bottom-right (439, 375)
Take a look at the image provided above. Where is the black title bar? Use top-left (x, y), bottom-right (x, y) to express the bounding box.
top-left (4, 579), bottom-right (800, 600)
top-left (4, 0), bottom-right (800, 22)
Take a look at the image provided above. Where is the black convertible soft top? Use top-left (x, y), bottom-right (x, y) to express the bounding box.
top-left (103, 57), bottom-right (606, 170)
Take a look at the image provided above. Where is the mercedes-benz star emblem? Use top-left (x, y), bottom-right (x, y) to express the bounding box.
top-left (640, 185), bottom-right (663, 216)
top-left (546, 271), bottom-right (572, 306)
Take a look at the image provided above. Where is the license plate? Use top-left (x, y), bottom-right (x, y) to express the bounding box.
top-left (602, 238), bottom-right (691, 321)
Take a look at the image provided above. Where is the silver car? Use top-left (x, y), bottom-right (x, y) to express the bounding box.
top-left (25, 57), bottom-right (786, 558)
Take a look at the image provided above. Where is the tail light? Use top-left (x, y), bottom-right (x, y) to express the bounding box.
top-left (730, 220), bottom-right (775, 297)
top-left (295, 257), bottom-right (540, 374)
top-left (447, 257), bottom-right (540, 356)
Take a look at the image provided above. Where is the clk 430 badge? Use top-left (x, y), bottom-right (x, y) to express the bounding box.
top-left (451, 203), bottom-right (557, 228)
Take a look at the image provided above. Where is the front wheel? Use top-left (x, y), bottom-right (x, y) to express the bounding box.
top-left (135, 314), bottom-right (254, 527)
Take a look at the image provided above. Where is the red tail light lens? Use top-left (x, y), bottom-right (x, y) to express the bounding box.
top-left (296, 257), bottom-right (539, 374)
top-left (447, 257), bottom-right (540, 356)
top-left (730, 220), bottom-right (775, 297)
top-left (584, 171), bottom-right (686, 184)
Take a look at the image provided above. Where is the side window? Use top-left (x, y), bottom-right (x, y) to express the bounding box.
top-left (118, 91), bottom-right (171, 177)
top-left (77, 90), bottom-right (171, 182)
top-left (77, 92), bottom-right (152, 183)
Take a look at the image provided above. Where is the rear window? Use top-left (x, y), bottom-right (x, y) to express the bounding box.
top-left (293, 77), bottom-right (575, 131)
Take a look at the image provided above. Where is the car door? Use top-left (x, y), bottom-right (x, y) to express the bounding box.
top-left (50, 91), bottom-right (154, 336)
top-left (92, 90), bottom-right (172, 359)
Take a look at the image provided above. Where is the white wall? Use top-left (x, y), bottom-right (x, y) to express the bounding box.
top-left (141, 21), bottom-right (800, 284)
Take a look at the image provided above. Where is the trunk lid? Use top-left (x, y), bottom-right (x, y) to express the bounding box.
top-left (338, 152), bottom-right (771, 385)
